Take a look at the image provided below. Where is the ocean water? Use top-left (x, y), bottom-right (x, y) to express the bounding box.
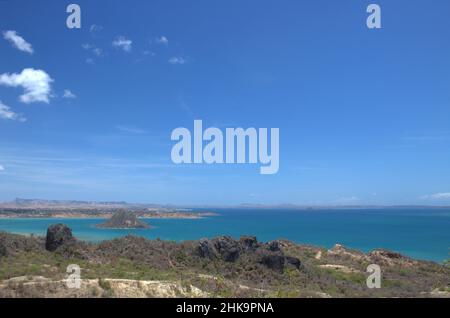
top-left (0, 208), bottom-right (449, 263)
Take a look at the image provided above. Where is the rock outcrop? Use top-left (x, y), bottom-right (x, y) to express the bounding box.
top-left (45, 224), bottom-right (75, 251)
top-left (195, 236), bottom-right (301, 273)
top-left (369, 249), bottom-right (404, 259)
top-left (257, 251), bottom-right (286, 272)
top-left (239, 236), bottom-right (258, 250)
top-left (212, 236), bottom-right (241, 262)
top-left (285, 256), bottom-right (302, 269)
top-left (369, 249), bottom-right (417, 267)
top-left (327, 243), bottom-right (369, 262)
top-left (97, 210), bottom-right (150, 229)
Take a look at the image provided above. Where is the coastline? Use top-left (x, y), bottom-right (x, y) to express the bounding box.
top-left (0, 207), bottom-right (448, 263)
top-left (0, 212), bottom-right (219, 220)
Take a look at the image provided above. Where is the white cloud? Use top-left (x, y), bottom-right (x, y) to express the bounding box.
top-left (0, 165), bottom-right (4, 171)
top-left (3, 30), bottom-right (33, 54)
top-left (168, 57), bottom-right (186, 65)
top-left (112, 36), bottom-right (132, 52)
top-left (155, 36), bottom-right (168, 45)
top-left (63, 89), bottom-right (76, 99)
top-left (0, 68), bottom-right (53, 104)
top-left (420, 193), bottom-right (450, 200)
top-left (0, 101), bottom-right (26, 122)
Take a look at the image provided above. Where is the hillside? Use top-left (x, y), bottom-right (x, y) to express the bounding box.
top-left (0, 226), bottom-right (448, 298)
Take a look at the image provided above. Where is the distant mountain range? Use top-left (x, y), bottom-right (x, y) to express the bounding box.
top-left (0, 198), bottom-right (160, 210)
top-left (14, 198), bottom-right (128, 206)
top-left (1, 198), bottom-right (449, 210)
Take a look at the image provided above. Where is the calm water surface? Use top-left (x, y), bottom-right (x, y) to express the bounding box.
top-left (0, 208), bottom-right (449, 262)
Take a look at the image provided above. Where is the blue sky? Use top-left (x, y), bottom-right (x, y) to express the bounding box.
top-left (1, 0), bottom-right (450, 205)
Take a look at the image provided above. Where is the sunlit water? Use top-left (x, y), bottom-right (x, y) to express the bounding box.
top-left (0, 208), bottom-right (449, 262)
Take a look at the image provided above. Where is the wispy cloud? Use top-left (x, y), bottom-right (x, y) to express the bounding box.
top-left (89, 24), bottom-right (103, 34)
top-left (2, 30), bottom-right (33, 54)
top-left (178, 97), bottom-right (195, 118)
top-left (82, 43), bottom-right (103, 57)
top-left (335, 196), bottom-right (360, 204)
top-left (115, 125), bottom-right (147, 134)
top-left (155, 36), bottom-right (168, 45)
top-left (112, 36), bottom-right (132, 52)
top-left (0, 68), bottom-right (53, 104)
top-left (142, 50), bottom-right (155, 56)
top-left (0, 150), bottom-right (175, 191)
top-left (420, 192), bottom-right (450, 200)
top-left (402, 131), bottom-right (450, 142)
top-left (168, 56), bottom-right (186, 65)
top-left (62, 89), bottom-right (76, 99)
top-left (0, 101), bottom-right (26, 122)
top-left (0, 165), bottom-right (4, 171)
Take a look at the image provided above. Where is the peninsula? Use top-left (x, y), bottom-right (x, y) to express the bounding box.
top-left (0, 199), bottom-right (218, 219)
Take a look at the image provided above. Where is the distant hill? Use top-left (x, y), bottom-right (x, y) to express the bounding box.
top-left (0, 198), bottom-right (172, 211)
top-left (14, 198), bottom-right (129, 207)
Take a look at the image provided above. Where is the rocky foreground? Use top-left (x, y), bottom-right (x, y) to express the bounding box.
top-left (0, 224), bottom-right (448, 298)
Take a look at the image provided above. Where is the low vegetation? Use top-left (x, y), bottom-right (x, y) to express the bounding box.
top-left (0, 228), bottom-right (448, 298)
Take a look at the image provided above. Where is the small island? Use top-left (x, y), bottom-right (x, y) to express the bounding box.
top-left (97, 210), bottom-right (150, 229)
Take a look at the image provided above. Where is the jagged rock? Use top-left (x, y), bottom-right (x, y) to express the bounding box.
top-left (267, 241), bottom-right (281, 252)
top-left (45, 224), bottom-right (74, 252)
top-left (370, 249), bottom-right (403, 259)
top-left (368, 249), bottom-right (417, 267)
top-left (195, 237), bottom-right (242, 262)
top-left (258, 251), bottom-right (285, 272)
top-left (212, 236), bottom-right (240, 262)
top-left (97, 210), bottom-right (149, 229)
top-left (239, 236), bottom-right (258, 250)
top-left (196, 238), bottom-right (217, 259)
top-left (192, 236), bottom-right (304, 274)
top-left (285, 256), bottom-right (302, 269)
top-left (195, 236), bottom-right (302, 272)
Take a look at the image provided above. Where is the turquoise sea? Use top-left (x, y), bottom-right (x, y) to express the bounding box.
top-left (0, 208), bottom-right (449, 263)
